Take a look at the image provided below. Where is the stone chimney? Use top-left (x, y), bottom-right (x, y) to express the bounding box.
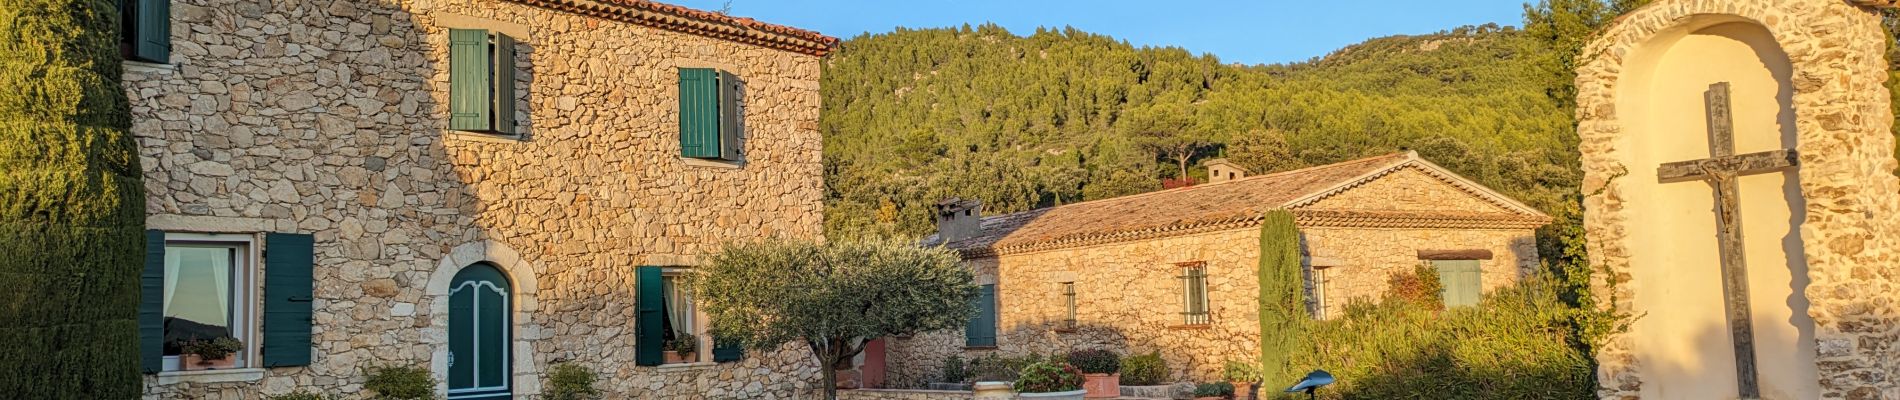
top-left (1202, 158), bottom-right (1250, 183)
top-left (933, 198), bottom-right (983, 243)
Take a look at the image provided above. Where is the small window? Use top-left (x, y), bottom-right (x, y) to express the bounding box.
top-left (965, 284), bottom-right (997, 347)
top-left (1432, 260), bottom-right (1482, 308)
top-left (1311, 268), bottom-right (1329, 320)
top-left (448, 29), bottom-right (519, 135)
top-left (660, 272), bottom-right (704, 364)
top-left (1060, 282), bottom-right (1077, 330)
top-left (121, 0), bottom-right (170, 63)
top-left (161, 234), bottom-right (255, 371)
top-left (678, 68), bottom-right (744, 161)
top-left (1179, 262), bottom-right (1209, 325)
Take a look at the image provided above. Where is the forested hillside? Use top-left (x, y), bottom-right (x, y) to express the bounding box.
top-left (820, 23), bottom-right (1577, 241)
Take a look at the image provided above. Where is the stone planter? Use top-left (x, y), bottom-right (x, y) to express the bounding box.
top-left (1121, 383), bottom-right (1193, 399)
top-left (1082, 373), bottom-right (1120, 398)
top-left (182, 354), bottom-right (237, 370)
top-left (972, 381), bottom-right (1014, 400)
top-left (1018, 389), bottom-right (1088, 400)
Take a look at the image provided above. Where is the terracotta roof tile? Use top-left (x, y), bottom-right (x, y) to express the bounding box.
top-left (931, 152), bottom-right (1552, 256)
top-left (505, 0), bottom-right (840, 56)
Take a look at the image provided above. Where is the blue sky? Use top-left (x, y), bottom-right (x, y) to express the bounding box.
top-left (666, 0), bottom-right (1534, 65)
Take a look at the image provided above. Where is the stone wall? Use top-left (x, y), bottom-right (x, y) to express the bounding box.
top-left (1576, 0), bottom-right (1900, 398)
top-left (883, 223), bottom-right (1535, 386)
top-left (125, 0), bottom-right (824, 398)
top-left (838, 389), bottom-right (978, 400)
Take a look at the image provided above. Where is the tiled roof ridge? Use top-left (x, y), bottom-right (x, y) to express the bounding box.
top-left (972, 152), bottom-right (1411, 223)
top-left (1286, 156), bottom-right (1549, 218)
top-left (965, 209), bottom-right (1552, 258)
top-left (504, 0), bottom-right (840, 56)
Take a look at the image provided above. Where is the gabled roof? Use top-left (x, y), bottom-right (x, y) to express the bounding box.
top-left (505, 0), bottom-right (839, 56)
top-left (929, 151), bottom-right (1552, 257)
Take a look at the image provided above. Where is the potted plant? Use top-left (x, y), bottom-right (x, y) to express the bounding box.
top-left (1221, 360), bottom-right (1262, 400)
top-left (1193, 381), bottom-right (1235, 400)
top-left (1013, 361), bottom-right (1087, 400)
top-left (1066, 349), bottom-right (1121, 398)
top-left (664, 333), bottom-right (698, 363)
top-left (181, 336), bottom-right (242, 370)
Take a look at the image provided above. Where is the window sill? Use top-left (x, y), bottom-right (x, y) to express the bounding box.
top-left (446, 131), bottom-right (526, 143)
top-left (155, 368), bottom-right (266, 385)
top-left (1167, 324), bottom-right (1212, 331)
top-left (656, 361), bottom-right (717, 372)
top-left (123, 60), bottom-right (175, 74)
top-left (680, 157), bottom-right (744, 169)
top-left (963, 345), bottom-right (998, 351)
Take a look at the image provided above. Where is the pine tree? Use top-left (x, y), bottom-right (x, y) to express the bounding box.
top-left (1255, 210), bottom-right (1306, 392)
top-left (0, 0), bottom-right (146, 397)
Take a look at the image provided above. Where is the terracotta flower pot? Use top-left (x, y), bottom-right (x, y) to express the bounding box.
top-left (664, 351), bottom-right (698, 364)
top-left (1082, 373), bottom-right (1120, 398)
top-left (1230, 381), bottom-right (1255, 400)
top-left (182, 354), bottom-right (236, 370)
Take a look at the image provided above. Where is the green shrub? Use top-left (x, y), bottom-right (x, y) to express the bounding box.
top-left (1285, 270), bottom-right (1596, 400)
top-left (1119, 352), bottom-right (1169, 386)
top-left (1012, 361), bottom-right (1084, 393)
top-left (667, 333), bottom-right (698, 354)
top-left (1194, 381), bottom-right (1235, 398)
top-left (544, 362), bottom-right (600, 400)
top-left (940, 355), bottom-right (969, 383)
top-left (264, 391), bottom-right (331, 400)
top-left (1221, 360), bottom-right (1262, 383)
top-left (363, 365), bottom-right (437, 400)
top-left (1065, 349), bottom-right (1120, 374)
top-left (969, 352), bottom-right (1045, 382)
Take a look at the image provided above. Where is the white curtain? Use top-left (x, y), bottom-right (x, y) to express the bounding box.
top-left (164, 247), bottom-right (231, 328)
top-left (662, 277), bottom-right (694, 338)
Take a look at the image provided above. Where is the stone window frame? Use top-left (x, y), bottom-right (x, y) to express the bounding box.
top-left (656, 267), bottom-right (717, 367)
top-left (424, 240), bottom-right (543, 398)
top-left (436, 12), bottom-right (534, 142)
top-left (672, 58), bottom-right (748, 170)
top-left (154, 231), bottom-right (267, 381)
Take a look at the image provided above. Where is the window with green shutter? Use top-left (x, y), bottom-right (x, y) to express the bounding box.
top-left (964, 284), bottom-right (996, 347)
top-left (1432, 260), bottom-right (1482, 308)
top-left (679, 68), bottom-right (744, 161)
top-left (449, 29), bottom-right (519, 135)
top-left (1178, 262), bottom-right (1209, 325)
top-left (140, 231), bottom-right (301, 372)
top-left (122, 0), bottom-right (171, 63)
top-left (635, 266), bottom-right (665, 366)
top-left (262, 233), bottom-right (315, 367)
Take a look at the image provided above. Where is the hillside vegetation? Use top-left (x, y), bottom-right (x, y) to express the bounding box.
top-left (820, 23), bottom-right (1576, 240)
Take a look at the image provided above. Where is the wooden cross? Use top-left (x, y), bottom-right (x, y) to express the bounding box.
top-left (1655, 82), bottom-right (1799, 400)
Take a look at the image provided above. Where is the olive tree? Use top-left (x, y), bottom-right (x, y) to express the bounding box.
top-left (691, 238), bottom-right (977, 399)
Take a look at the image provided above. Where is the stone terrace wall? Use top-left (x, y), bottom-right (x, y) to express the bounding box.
top-left (1576, 0), bottom-right (1900, 398)
top-left (125, 0), bottom-right (823, 398)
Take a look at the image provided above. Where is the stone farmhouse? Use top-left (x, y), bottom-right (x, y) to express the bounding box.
top-left (119, 0), bottom-right (833, 398)
top-left (886, 151), bottom-right (1552, 383)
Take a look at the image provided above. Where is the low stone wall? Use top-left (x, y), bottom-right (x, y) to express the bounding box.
top-left (1120, 383), bottom-right (1192, 399)
top-left (839, 389), bottom-right (975, 400)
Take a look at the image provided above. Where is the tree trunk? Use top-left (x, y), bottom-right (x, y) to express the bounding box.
top-left (822, 365), bottom-right (839, 400)
top-left (0, 0), bottom-right (144, 397)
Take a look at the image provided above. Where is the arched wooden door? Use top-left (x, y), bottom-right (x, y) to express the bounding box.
top-left (448, 263), bottom-right (511, 400)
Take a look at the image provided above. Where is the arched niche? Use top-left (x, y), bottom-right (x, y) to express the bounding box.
top-left (1614, 16), bottom-right (1816, 399)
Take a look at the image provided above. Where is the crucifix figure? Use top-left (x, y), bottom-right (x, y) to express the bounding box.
top-left (1656, 82), bottom-right (1799, 400)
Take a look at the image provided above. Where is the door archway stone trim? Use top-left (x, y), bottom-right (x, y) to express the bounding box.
top-left (424, 240), bottom-right (543, 397)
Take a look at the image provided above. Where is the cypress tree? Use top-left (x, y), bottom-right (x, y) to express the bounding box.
top-left (0, 0), bottom-right (146, 397)
top-left (1255, 209), bottom-right (1305, 393)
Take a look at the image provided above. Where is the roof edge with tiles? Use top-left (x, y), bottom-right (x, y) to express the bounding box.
top-left (504, 0), bottom-right (840, 56)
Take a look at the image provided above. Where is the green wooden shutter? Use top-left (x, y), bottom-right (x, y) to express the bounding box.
top-left (711, 335), bottom-right (744, 362)
top-left (491, 33), bottom-right (517, 135)
top-left (716, 70), bottom-right (742, 160)
top-left (678, 68), bottom-right (720, 158)
top-left (128, 0), bottom-right (171, 63)
top-left (449, 29), bottom-right (492, 131)
top-left (635, 266), bottom-right (664, 366)
top-left (262, 233), bottom-right (315, 366)
top-left (138, 230), bottom-right (165, 373)
top-left (964, 285), bottom-right (996, 347)
top-left (1433, 260), bottom-right (1481, 308)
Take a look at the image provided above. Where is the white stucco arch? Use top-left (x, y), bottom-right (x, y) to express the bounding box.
top-left (424, 240), bottom-right (544, 397)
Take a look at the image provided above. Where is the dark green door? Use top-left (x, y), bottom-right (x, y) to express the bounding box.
top-left (449, 263), bottom-right (511, 400)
